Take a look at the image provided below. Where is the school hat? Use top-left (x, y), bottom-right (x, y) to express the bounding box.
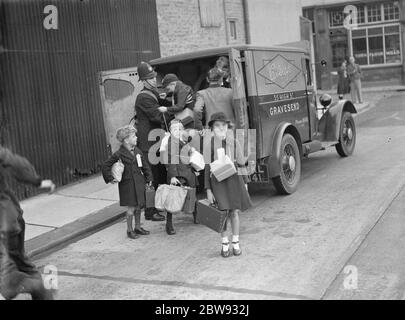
top-left (208, 112), bottom-right (231, 128)
top-left (162, 73), bottom-right (179, 88)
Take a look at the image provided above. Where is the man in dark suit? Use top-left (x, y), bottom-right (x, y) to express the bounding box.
top-left (0, 146), bottom-right (55, 300)
top-left (134, 61), bottom-right (166, 222)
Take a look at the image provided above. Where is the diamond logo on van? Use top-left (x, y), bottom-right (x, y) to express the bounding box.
top-left (257, 54), bottom-right (301, 89)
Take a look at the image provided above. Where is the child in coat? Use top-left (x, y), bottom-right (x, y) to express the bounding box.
top-left (161, 119), bottom-right (199, 234)
top-left (204, 112), bottom-right (252, 258)
top-left (102, 125), bottom-right (153, 239)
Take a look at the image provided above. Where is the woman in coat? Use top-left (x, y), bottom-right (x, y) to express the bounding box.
top-left (102, 125), bottom-right (153, 239)
top-left (204, 112), bottom-right (252, 258)
top-left (337, 60), bottom-right (350, 100)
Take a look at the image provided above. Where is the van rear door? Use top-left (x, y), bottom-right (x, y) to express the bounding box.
top-left (98, 68), bottom-right (143, 153)
top-left (229, 48), bottom-right (249, 130)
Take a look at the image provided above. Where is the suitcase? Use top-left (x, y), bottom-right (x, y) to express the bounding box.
top-left (196, 199), bottom-right (228, 233)
top-left (145, 185), bottom-right (155, 208)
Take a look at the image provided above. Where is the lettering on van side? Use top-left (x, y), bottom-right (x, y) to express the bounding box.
top-left (265, 102), bottom-right (300, 117)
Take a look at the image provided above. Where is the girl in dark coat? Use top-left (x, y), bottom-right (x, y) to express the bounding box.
top-left (102, 125), bottom-right (153, 239)
top-left (337, 60), bottom-right (350, 99)
top-left (204, 112), bottom-right (252, 258)
top-left (161, 119), bottom-right (199, 234)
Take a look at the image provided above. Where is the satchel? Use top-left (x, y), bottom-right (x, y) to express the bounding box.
top-left (111, 159), bottom-right (124, 182)
top-left (182, 186), bottom-right (197, 214)
top-left (175, 107), bottom-right (195, 122)
top-left (196, 199), bottom-right (228, 233)
top-left (155, 184), bottom-right (188, 213)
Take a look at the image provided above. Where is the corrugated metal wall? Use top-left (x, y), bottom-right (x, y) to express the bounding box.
top-left (0, 0), bottom-right (160, 199)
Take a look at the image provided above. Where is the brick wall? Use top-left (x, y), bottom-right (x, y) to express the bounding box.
top-left (156, 0), bottom-right (246, 57)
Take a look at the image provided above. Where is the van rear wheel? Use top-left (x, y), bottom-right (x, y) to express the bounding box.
top-left (272, 134), bottom-right (301, 195)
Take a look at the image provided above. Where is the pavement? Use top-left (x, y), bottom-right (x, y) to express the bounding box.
top-left (22, 85), bottom-right (405, 259)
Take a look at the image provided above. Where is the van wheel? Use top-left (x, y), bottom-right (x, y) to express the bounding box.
top-left (335, 112), bottom-right (356, 157)
top-left (272, 134), bottom-right (301, 195)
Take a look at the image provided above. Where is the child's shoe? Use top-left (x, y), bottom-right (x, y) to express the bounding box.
top-left (221, 241), bottom-right (231, 258)
top-left (232, 241), bottom-right (242, 256)
top-left (127, 230), bottom-right (140, 239)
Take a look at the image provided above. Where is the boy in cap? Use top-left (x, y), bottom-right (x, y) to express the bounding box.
top-left (158, 74), bottom-right (195, 129)
top-left (102, 125), bottom-right (153, 239)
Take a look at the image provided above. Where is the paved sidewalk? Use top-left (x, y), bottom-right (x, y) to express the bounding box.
top-left (22, 175), bottom-right (123, 258)
top-left (22, 85), bottom-right (404, 259)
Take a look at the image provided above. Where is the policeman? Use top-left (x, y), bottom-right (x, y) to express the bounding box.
top-left (134, 61), bottom-right (167, 221)
top-left (0, 146), bottom-right (55, 300)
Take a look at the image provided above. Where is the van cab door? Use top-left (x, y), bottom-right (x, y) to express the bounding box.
top-left (302, 57), bottom-right (317, 138)
top-left (98, 68), bottom-right (143, 153)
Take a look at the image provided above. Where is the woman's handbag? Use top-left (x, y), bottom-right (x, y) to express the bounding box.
top-left (154, 184), bottom-right (188, 213)
top-left (111, 159), bottom-right (124, 182)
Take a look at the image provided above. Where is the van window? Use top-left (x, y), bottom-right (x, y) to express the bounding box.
top-left (103, 79), bottom-right (134, 101)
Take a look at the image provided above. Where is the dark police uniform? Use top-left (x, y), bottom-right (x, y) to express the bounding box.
top-left (0, 146), bottom-right (52, 300)
top-left (134, 88), bottom-right (168, 219)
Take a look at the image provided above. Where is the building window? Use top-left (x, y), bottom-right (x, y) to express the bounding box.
top-left (332, 41), bottom-right (348, 68)
top-left (384, 2), bottom-right (400, 21)
top-left (352, 24), bottom-right (401, 66)
top-left (329, 7), bottom-right (345, 27)
top-left (199, 0), bottom-right (222, 27)
top-left (357, 5), bottom-right (365, 24)
top-left (228, 20), bottom-right (237, 40)
top-left (329, 2), bottom-right (399, 28)
top-left (367, 3), bottom-right (382, 23)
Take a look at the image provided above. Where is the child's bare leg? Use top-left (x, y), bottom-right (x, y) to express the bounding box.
top-left (126, 207), bottom-right (135, 232)
top-left (230, 209), bottom-right (241, 255)
top-left (134, 207), bottom-right (141, 230)
top-left (220, 214), bottom-right (231, 257)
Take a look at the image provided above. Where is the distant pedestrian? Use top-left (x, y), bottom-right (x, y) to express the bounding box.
top-left (337, 60), bottom-right (350, 100)
top-left (102, 125), bottom-right (153, 239)
top-left (0, 146), bottom-right (55, 300)
top-left (347, 56), bottom-right (363, 103)
top-left (135, 61), bottom-right (167, 222)
top-left (204, 112), bottom-right (252, 258)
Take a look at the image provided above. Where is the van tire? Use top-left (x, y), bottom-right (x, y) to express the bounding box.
top-left (335, 111), bottom-right (356, 157)
top-left (272, 134), bottom-right (301, 195)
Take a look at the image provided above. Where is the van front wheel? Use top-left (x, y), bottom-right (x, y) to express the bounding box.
top-left (272, 134), bottom-right (301, 195)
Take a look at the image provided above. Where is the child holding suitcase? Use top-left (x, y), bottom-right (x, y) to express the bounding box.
top-left (102, 125), bottom-right (153, 239)
top-left (204, 112), bottom-right (252, 258)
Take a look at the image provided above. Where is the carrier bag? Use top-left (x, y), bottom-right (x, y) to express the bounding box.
top-left (196, 199), bottom-right (228, 233)
top-left (111, 159), bottom-right (124, 182)
top-left (189, 149), bottom-right (205, 171)
top-left (154, 184), bottom-right (188, 213)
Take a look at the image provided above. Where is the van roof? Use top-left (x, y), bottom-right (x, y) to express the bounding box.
top-left (150, 44), bottom-right (309, 66)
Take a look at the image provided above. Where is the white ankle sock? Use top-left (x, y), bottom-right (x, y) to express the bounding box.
top-left (222, 237), bottom-right (229, 251)
top-left (232, 235), bottom-right (240, 250)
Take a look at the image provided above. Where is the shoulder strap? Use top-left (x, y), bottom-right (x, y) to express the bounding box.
top-left (139, 90), bottom-right (158, 102)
